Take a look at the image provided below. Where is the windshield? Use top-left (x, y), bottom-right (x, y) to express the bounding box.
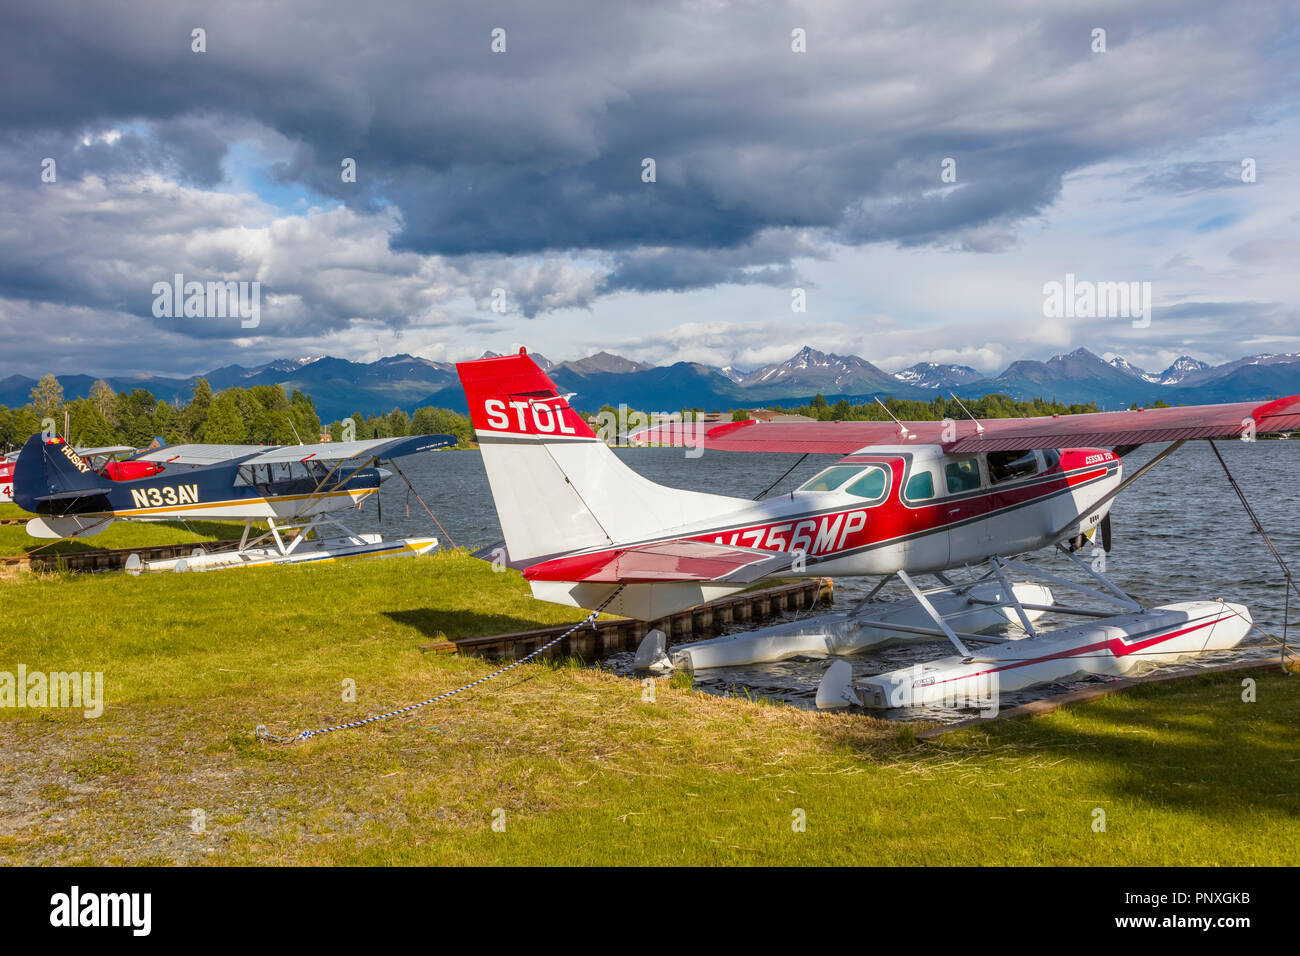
top-left (797, 464), bottom-right (889, 500)
top-left (797, 466), bottom-right (862, 492)
top-left (843, 467), bottom-right (887, 500)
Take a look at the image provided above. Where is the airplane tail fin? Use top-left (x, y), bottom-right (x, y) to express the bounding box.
top-left (456, 350), bottom-right (748, 566)
top-left (12, 434), bottom-right (112, 513)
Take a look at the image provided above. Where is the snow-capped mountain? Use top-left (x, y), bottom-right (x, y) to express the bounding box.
top-left (557, 351), bottom-right (653, 376)
top-left (712, 365), bottom-right (746, 384)
top-left (740, 345), bottom-right (899, 394)
top-left (255, 356), bottom-right (326, 375)
top-left (1154, 356), bottom-right (1211, 385)
top-left (893, 362), bottom-right (988, 389)
top-left (9, 347), bottom-right (1300, 422)
top-left (1182, 352), bottom-right (1300, 385)
top-left (482, 350), bottom-right (554, 371)
top-left (1108, 356), bottom-right (1159, 383)
top-left (1110, 355), bottom-right (1213, 385)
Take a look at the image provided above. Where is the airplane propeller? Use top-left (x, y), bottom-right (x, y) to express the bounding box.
top-left (1100, 513), bottom-right (1112, 552)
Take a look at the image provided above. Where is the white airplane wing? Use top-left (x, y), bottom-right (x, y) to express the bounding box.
top-left (240, 434), bottom-right (457, 466)
top-left (74, 445), bottom-right (137, 457)
top-left (132, 444), bottom-right (272, 465)
top-left (131, 435), bottom-right (456, 468)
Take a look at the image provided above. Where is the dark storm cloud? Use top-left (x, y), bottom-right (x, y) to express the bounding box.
top-left (3, 1), bottom-right (1286, 259)
top-left (0, 120), bottom-right (229, 189)
top-left (0, 0), bottom-right (1295, 374)
top-left (600, 230), bottom-right (823, 294)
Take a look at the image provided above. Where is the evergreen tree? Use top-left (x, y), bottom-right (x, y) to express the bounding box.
top-left (66, 397), bottom-right (115, 446)
top-left (180, 378), bottom-right (213, 441)
top-left (30, 374), bottom-right (64, 423)
top-left (203, 391), bottom-right (248, 443)
top-left (411, 406), bottom-right (472, 444)
top-left (386, 407), bottom-right (411, 437)
top-left (88, 380), bottom-right (117, 422)
top-left (113, 389), bottom-right (160, 446)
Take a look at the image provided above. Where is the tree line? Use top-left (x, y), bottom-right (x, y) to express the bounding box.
top-left (326, 407), bottom-right (473, 446)
top-left (788, 393), bottom-right (1102, 422)
top-left (596, 393), bottom-right (1103, 428)
top-left (0, 373), bottom-right (1132, 454)
top-left (0, 373), bottom-right (472, 452)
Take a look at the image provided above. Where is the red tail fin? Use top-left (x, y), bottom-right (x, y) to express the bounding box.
top-left (457, 350), bottom-right (596, 440)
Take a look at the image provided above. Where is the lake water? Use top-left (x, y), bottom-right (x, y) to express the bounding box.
top-left (357, 440), bottom-right (1299, 718)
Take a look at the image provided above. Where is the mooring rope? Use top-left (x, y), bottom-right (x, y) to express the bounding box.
top-left (255, 584), bottom-right (625, 744)
top-left (388, 457), bottom-right (457, 550)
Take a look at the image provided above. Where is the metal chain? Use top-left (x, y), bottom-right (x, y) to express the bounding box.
top-left (255, 585), bottom-right (624, 744)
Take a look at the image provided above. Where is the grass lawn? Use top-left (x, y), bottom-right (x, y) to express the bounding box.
top-left (0, 501), bottom-right (249, 557)
top-left (1, 552), bottom-right (1297, 865)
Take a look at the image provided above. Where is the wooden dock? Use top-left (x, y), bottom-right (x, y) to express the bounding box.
top-left (421, 577), bottom-right (835, 662)
top-left (1, 540), bottom-right (232, 573)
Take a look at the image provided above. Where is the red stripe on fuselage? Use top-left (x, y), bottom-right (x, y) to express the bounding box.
top-left (684, 458), bottom-right (1113, 560)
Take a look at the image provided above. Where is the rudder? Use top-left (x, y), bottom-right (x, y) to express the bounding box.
top-left (13, 435), bottom-right (112, 512)
top-left (456, 350), bottom-right (748, 565)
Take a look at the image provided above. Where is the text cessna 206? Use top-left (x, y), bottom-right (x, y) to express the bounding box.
top-left (458, 350), bottom-right (1300, 709)
top-left (11, 431), bottom-right (456, 571)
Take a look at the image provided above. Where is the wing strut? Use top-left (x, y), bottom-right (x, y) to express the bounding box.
top-left (1207, 438), bottom-right (1298, 660)
top-left (896, 569), bottom-right (971, 657)
top-left (754, 453), bottom-right (808, 500)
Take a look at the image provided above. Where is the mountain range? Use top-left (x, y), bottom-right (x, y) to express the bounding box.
top-left (4, 346), bottom-right (1300, 421)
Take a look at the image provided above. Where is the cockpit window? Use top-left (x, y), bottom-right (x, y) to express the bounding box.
top-left (843, 466), bottom-right (888, 501)
top-left (905, 470), bottom-right (935, 501)
top-left (944, 458), bottom-right (982, 494)
top-left (797, 466), bottom-right (862, 492)
top-left (988, 449), bottom-right (1038, 484)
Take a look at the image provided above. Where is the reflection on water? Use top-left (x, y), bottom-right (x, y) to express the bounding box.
top-left (359, 439), bottom-right (1298, 721)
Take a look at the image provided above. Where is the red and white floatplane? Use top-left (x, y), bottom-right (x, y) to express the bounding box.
top-left (456, 351), bottom-right (1300, 712)
top-left (0, 453), bottom-right (14, 503)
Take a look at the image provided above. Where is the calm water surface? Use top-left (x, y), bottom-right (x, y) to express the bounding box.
top-left (356, 440), bottom-right (1299, 719)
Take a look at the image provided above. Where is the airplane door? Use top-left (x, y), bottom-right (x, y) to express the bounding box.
top-left (938, 455), bottom-right (992, 565)
top-left (986, 450), bottom-right (1048, 554)
top-left (898, 461), bottom-right (951, 571)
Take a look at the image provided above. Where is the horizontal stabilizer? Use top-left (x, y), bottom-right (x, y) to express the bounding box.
top-left (26, 515), bottom-right (115, 539)
top-left (28, 487), bottom-right (113, 502)
top-left (523, 539), bottom-right (795, 585)
top-left (469, 540), bottom-right (533, 571)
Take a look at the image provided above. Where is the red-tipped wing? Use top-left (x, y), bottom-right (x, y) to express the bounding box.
top-left (629, 397), bottom-right (1300, 455)
top-left (523, 539), bottom-right (793, 584)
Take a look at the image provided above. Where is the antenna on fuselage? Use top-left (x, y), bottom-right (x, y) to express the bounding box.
top-left (287, 417), bottom-right (303, 445)
top-left (949, 393), bottom-right (985, 436)
top-left (873, 397), bottom-right (913, 440)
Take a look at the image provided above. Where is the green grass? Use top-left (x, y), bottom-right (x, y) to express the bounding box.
top-left (0, 501), bottom-right (249, 556)
top-left (0, 552), bottom-right (1297, 865)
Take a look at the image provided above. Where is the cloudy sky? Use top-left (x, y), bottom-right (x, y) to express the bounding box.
top-left (2, 0), bottom-right (1298, 379)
